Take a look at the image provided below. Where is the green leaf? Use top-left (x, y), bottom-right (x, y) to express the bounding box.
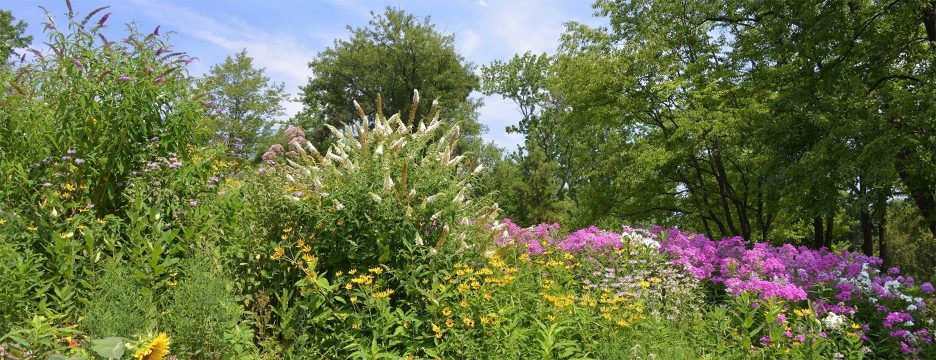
top-left (90, 337), bottom-right (126, 359)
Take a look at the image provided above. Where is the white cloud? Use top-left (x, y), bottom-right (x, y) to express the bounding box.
top-left (458, 29), bottom-right (481, 59)
top-left (476, 0), bottom-right (489, 7)
top-left (478, 1), bottom-right (568, 58)
top-left (126, 0), bottom-right (317, 118)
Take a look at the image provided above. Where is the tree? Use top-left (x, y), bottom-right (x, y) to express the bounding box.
top-left (198, 49), bottom-right (289, 159)
top-left (300, 7), bottom-right (481, 147)
top-left (1, 9), bottom-right (32, 62)
top-left (481, 52), bottom-right (575, 224)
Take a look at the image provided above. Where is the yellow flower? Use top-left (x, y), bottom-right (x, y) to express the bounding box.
top-left (462, 317), bottom-right (475, 327)
top-left (373, 288), bottom-right (395, 299)
top-left (134, 333), bottom-right (170, 360)
top-left (349, 269), bottom-right (358, 275)
top-left (445, 318), bottom-right (454, 328)
top-left (96, 218), bottom-right (107, 225)
top-left (368, 267), bottom-right (384, 275)
top-left (432, 324), bottom-right (443, 338)
top-left (350, 296), bottom-right (358, 303)
top-left (442, 307), bottom-right (452, 316)
top-left (271, 246), bottom-right (284, 260)
top-left (459, 299), bottom-right (468, 308)
top-left (26, 226), bottom-right (38, 233)
top-left (638, 281), bottom-right (651, 289)
top-left (0, 219), bottom-right (5, 225)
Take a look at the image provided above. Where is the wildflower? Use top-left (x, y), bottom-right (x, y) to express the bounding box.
top-left (117, 75), bottom-right (132, 81)
top-left (442, 307), bottom-right (452, 316)
top-left (462, 317), bottom-right (475, 327)
top-left (26, 226), bottom-right (38, 232)
top-left (368, 267), bottom-right (384, 275)
top-left (822, 312), bottom-right (846, 330)
top-left (445, 318), bottom-right (454, 328)
top-left (373, 288), bottom-right (394, 299)
top-left (188, 200), bottom-right (197, 207)
top-left (759, 336), bottom-right (771, 346)
top-left (271, 247), bottom-right (284, 260)
top-left (97, 218), bottom-right (107, 225)
top-left (432, 324), bottom-right (443, 338)
top-left (72, 59), bottom-right (84, 69)
top-left (74, 158), bottom-right (85, 165)
top-left (0, 219), bottom-right (5, 225)
top-left (133, 333), bottom-right (170, 360)
top-left (921, 282), bottom-right (934, 294)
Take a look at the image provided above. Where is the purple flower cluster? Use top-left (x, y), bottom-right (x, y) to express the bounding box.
top-left (658, 228), bottom-right (884, 301)
top-left (497, 220), bottom-right (936, 356)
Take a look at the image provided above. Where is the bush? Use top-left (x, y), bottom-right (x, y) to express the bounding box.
top-left (81, 259), bottom-right (156, 340)
top-left (163, 257), bottom-right (242, 359)
top-left (0, 6), bottom-right (209, 216)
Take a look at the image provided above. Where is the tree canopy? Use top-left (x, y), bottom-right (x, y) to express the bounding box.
top-left (300, 7), bottom-right (482, 147)
top-left (198, 49), bottom-right (289, 159)
top-left (1, 9), bottom-right (33, 63)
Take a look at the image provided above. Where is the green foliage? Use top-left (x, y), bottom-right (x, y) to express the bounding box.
top-left (81, 259), bottom-right (155, 340)
top-left (301, 7), bottom-right (482, 148)
top-left (886, 200), bottom-right (936, 281)
top-left (0, 9), bottom-right (32, 62)
top-left (198, 49), bottom-right (289, 159)
top-left (0, 242), bottom-right (47, 334)
top-left (480, 51), bottom-right (574, 226)
top-left (163, 257), bottom-right (242, 359)
top-left (0, 6), bottom-right (209, 215)
top-left (250, 94), bottom-right (498, 275)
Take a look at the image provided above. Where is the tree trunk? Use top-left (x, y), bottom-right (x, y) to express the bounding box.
top-left (824, 212), bottom-right (834, 249)
top-left (813, 216), bottom-right (824, 249)
top-left (860, 210), bottom-right (874, 256)
top-left (876, 192), bottom-right (888, 267)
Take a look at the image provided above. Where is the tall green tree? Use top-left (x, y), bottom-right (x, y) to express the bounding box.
top-left (300, 7), bottom-right (482, 147)
top-left (198, 49), bottom-right (289, 159)
top-left (1, 9), bottom-right (32, 62)
top-left (481, 52), bottom-right (575, 225)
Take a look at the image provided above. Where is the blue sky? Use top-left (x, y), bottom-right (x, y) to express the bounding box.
top-left (5, 0), bottom-right (604, 150)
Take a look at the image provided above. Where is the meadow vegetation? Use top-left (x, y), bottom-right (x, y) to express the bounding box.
top-left (2, 2), bottom-right (936, 359)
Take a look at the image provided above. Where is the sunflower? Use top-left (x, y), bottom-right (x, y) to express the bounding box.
top-left (134, 333), bottom-right (170, 360)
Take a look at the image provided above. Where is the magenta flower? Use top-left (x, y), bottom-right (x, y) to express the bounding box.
top-left (117, 75), bottom-right (132, 81)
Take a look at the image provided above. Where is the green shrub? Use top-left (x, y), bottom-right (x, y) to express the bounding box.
top-left (0, 6), bottom-right (210, 216)
top-left (163, 257), bottom-right (243, 359)
top-left (81, 259), bottom-right (156, 340)
top-left (0, 243), bottom-right (47, 335)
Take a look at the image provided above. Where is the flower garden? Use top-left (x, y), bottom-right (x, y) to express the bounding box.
top-left (1, 4), bottom-right (935, 360)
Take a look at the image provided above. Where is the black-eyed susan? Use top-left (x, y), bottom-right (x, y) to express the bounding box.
top-left (271, 246), bottom-right (285, 260)
top-left (133, 333), bottom-right (170, 360)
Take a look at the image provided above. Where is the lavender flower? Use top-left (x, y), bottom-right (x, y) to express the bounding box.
top-left (74, 158), bottom-right (85, 165)
top-left (72, 58), bottom-right (84, 69)
top-left (117, 75), bottom-right (132, 81)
